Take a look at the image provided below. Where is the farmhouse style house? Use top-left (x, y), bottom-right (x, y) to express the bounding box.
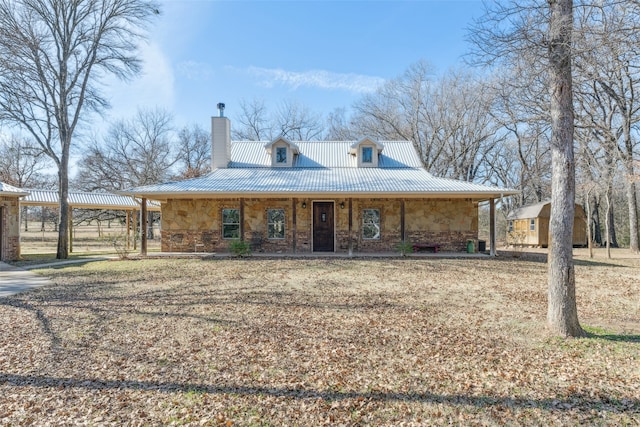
top-left (121, 105), bottom-right (517, 254)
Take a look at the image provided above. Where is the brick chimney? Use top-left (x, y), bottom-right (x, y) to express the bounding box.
top-left (211, 102), bottom-right (230, 169)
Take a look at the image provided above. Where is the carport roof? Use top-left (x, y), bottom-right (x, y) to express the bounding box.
top-left (21, 189), bottom-right (161, 211)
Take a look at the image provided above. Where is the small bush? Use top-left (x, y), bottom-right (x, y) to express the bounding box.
top-left (229, 239), bottom-right (251, 257)
top-left (102, 233), bottom-right (132, 260)
top-left (394, 241), bottom-right (414, 256)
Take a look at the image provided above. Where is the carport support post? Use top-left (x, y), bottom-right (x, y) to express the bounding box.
top-left (125, 210), bottom-right (130, 249)
top-left (490, 198), bottom-right (496, 256)
top-left (68, 206), bottom-right (73, 253)
top-left (141, 198), bottom-right (147, 256)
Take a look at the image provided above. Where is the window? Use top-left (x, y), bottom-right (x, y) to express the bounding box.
top-left (276, 147), bottom-right (287, 163)
top-left (361, 146), bottom-right (373, 163)
top-left (362, 209), bottom-right (381, 240)
top-left (267, 209), bottom-right (285, 239)
top-left (222, 209), bottom-right (240, 239)
top-left (530, 218), bottom-right (535, 231)
top-left (508, 221), bottom-right (513, 232)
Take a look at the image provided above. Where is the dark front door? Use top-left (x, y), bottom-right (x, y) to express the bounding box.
top-left (313, 202), bottom-right (334, 252)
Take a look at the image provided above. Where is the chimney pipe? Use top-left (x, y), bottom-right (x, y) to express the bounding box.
top-left (217, 102), bottom-right (225, 117)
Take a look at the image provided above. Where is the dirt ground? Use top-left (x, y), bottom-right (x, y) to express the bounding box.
top-left (0, 253), bottom-right (638, 426)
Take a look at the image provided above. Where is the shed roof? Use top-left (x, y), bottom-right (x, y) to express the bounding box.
top-left (507, 200), bottom-right (550, 220)
top-left (21, 189), bottom-right (161, 211)
top-left (0, 182), bottom-right (29, 197)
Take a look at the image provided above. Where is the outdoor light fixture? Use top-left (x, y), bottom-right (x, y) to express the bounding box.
top-left (302, 201), bottom-right (307, 209)
top-left (340, 202), bottom-right (345, 209)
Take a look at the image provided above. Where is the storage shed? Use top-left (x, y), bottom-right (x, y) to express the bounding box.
top-left (506, 200), bottom-right (588, 247)
top-left (0, 182), bottom-right (29, 261)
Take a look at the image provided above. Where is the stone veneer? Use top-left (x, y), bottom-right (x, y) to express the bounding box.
top-left (160, 197), bottom-right (479, 254)
top-left (0, 196), bottom-right (22, 261)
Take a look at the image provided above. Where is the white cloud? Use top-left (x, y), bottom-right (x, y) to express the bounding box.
top-left (176, 61), bottom-right (213, 81)
top-left (246, 66), bottom-right (384, 94)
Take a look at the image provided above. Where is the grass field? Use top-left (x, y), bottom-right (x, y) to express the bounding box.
top-left (19, 222), bottom-right (161, 255)
top-left (0, 254), bottom-right (638, 425)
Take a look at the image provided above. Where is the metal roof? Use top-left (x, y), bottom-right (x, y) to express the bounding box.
top-left (229, 141), bottom-right (423, 168)
top-left (122, 168), bottom-right (516, 200)
top-left (507, 200), bottom-right (550, 220)
top-left (0, 181), bottom-right (29, 196)
top-left (121, 140), bottom-right (518, 200)
top-left (21, 189), bottom-right (161, 211)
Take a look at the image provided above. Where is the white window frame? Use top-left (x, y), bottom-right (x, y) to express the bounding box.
top-left (362, 208), bottom-right (381, 240)
top-left (222, 208), bottom-right (240, 239)
top-left (267, 209), bottom-right (285, 240)
top-left (530, 218), bottom-right (535, 231)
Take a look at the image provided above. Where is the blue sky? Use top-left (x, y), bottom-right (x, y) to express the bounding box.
top-left (106, 0), bottom-right (486, 131)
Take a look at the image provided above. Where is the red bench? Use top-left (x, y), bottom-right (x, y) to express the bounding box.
top-left (412, 244), bottom-right (440, 253)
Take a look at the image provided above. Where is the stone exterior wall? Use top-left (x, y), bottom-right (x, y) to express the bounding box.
top-left (160, 197), bottom-right (479, 254)
top-left (0, 196), bottom-right (22, 261)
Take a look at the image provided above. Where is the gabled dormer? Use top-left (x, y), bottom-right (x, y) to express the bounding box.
top-left (264, 136), bottom-right (300, 167)
top-left (349, 137), bottom-right (384, 168)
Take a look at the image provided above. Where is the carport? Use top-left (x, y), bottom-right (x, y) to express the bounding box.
top-left (20, 189), bottom-right (160, 254)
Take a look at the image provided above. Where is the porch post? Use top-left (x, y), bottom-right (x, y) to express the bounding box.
top-left (400, 199), bottom-right (405, 242)
top-left (239, 198), bottom-right (244, 241)
top-left (292, 198), bottom-right (297, 253)
top-left (348, 198), bottom-right (353, 256)
top-left (141, 198), bottom-right (147, 256)
top-left (490, 198), bottom-right (496, 256)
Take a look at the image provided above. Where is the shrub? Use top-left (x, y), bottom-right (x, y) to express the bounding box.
top-left (229, 239), bottom-right (251, 257)
top-left (394, 240), bottom-right (414, 256)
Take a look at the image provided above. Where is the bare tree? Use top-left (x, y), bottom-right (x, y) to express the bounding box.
top-left (470, 0), bottom-right (584, 337)
top-left (231, 98), bottom-right (325, 141)
top-left (0, 135), bottom-right (53, 188)
top-left (76, 107), bottom-right (176, 192)
top-left (0, 0), bottom-right (159, 259)
top-left (175, 124), bottom-right (211, 179)
top-left (232, 98), bottom-right (271, 141)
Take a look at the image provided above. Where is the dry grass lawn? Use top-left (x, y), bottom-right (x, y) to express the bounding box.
top-left (0, 254), bottom-right (639, 426)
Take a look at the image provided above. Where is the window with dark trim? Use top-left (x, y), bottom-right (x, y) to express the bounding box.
top-left (267, 209), bottom-right (285, 239)
top-left (222, 208), bottom-right (240, 239)
top-left (362, 209), bottom-right (381, 240)
top-left (508, 221), bottom-right (513, 232)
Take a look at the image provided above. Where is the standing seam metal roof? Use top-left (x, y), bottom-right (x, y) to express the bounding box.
top-left (0, 182), bottom-right (29, 196)
top-left (21, 189), bottom-right (161, 210)
top-left (121, 140), bottom-right (518, 198)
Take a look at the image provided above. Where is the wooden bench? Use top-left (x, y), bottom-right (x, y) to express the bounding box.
top-left (412, 244), bottom-right (440, 253)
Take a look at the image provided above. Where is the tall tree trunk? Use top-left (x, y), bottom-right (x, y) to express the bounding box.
top-left (625, 175), bottom-right (639, 253)
top-left (56, 147), bottom-right (70, 259)
top-left (591, 195), bottom-right (602, 245)
top-left (547, 0), bottom-right (584, 338)
top-left (607, 197), bottom-right (618, 248)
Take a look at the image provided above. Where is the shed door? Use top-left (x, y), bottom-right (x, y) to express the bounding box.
top-left (313, 202), bottom-right (334, 252)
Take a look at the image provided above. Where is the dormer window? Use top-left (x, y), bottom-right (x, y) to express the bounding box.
top-left (362, 147), bottom-right (373, 163)
top-left (350, 137), bottom-right (384, 168)
top-left (276, 147), bottom-right (287, 163)
top-left (264, 136), bottom-right (299, 167)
